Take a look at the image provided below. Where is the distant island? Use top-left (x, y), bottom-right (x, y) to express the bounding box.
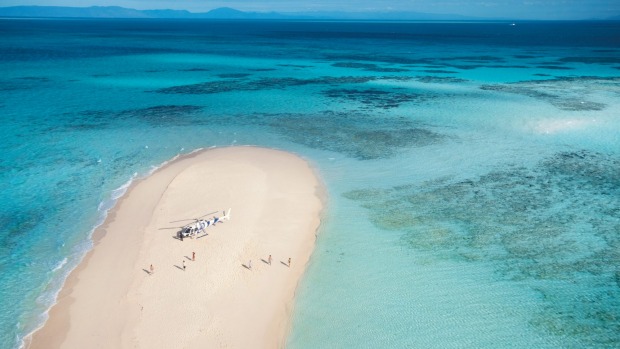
top-left (0, 5), bottom-right (501, 21)
top-left (1, 5), bottom-right (619, 21)
top-left (0, 5), bottom-right (486, 20)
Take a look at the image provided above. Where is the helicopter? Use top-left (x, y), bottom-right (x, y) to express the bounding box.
top-left (176, 208), bottom-right (231, 239)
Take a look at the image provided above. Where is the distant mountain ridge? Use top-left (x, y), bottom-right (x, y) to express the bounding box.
top-left (0, 6), bottom-right (153, 18)
top-left (0, 5), bottom-right (480, 20)
top-left (0, 5), bottom-right (618, 20)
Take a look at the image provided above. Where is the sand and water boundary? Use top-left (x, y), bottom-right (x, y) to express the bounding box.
top-left (26, 146), bottom-right (324, 349)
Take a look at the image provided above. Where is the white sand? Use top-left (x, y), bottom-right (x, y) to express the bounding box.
top-left (27, 147), bottom-right (324, 349)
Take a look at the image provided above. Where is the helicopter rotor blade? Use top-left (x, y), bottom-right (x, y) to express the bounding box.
top-left (196, 211), bottom-right (218, 219)
top-left (170, 210), bottom-right (218, 224)
top-left (169, 218), bottom-right (196, 223)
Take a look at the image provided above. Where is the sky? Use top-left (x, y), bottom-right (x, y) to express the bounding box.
top-left (2, 0), bottom-right (619, 20)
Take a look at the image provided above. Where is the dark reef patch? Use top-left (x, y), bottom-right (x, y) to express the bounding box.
top-left (332, 62), bottom-right (410, 73)
top-left (64, 105), bottom-right (205, 129)
top-left (322, 88), bottom-right (435, 109)
top-left (0, 83), bottom-right (26, 92)
top-left (251, 76), bottom-right (376, 89)
top-left (323, 53), bottom-right (432, 66)
top-left (486, 65), bottom-right (530, 69)
top-left (416, 76), bottom-right (468, 83)
top-left (559, 56), bottom-right (620, 64)
top-left (449, 65), bottom-right (482, 70)
top-left (250, 111), bottom-right (445, 160)
top-left (17, 76), bottom-right (52, 82)
top-left (118, 105), bottom-right (204, 125)
top-left (441, 55), bottom-right (505, 63)
top-left (277, 64), bottom-right (314, 68)
top-left (418, 65), bottom-right (449, 69)
top-left (0, 76), bottom-right (54, 91)
top-left (153, 75), bottom-right (414, 95)
top-left (0, 209), bottom-right (46, 251)
top-left (480, 76), bottom-right (620, 111)
top-left (323, 53), bottom-right (524, 71)
top-left (179, 68), bottom-right (210, 72)
top-left (418, 69), bottom-right (460, 74)
top-left (536, 65), bottom-right (574, 70)
top-left (154, 79), bottom-right (246, 94)
top-left (343, 149), bottom-right (620, 346)
top-left (65, 105), bottom-right (446, 161)
top-left (216, 73), bottom-right (252, 79)
top-left (64, 110), bottom-right (112, 130)
top-left (481, 84), bottom-right (605, 111)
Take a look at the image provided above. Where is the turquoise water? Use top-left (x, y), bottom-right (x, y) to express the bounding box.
top-left (0, 19), bottom-right (619, 348)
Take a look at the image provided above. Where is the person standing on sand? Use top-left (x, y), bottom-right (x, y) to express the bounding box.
top-left (183, 260), bottom-right (186, 271)
top-left (249, 260), bottom-right (252, 270)
top-left (288, 257), bottom-right (291, 267)
top-left (150, 264), bottom-right (154, 275)
top-left (192, 252), bottom-right (195, 261)
top-left (268, 255), bottom-right (272, 265)
top-left (180, 233), bottom-right (183, 242)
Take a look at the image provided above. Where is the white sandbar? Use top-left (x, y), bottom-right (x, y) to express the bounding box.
top-left (27, 146), bottom-right (324, 349)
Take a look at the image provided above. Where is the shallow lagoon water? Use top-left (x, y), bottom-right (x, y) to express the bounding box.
top-left (0, 19), bottom-right (619, 348)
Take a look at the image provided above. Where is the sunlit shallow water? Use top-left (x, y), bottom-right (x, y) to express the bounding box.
top-left (0, 19), bottom-right (619, 349)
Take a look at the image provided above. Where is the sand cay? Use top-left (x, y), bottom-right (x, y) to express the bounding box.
top-left (27, 146), bottom-right (324, 349)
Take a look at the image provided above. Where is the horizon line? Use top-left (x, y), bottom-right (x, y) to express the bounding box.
top-left (0, 5), bottom-right (618, 21)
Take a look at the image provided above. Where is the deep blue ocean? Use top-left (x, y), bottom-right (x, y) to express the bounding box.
top-left (0, 19), bottom-right (619, 348)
